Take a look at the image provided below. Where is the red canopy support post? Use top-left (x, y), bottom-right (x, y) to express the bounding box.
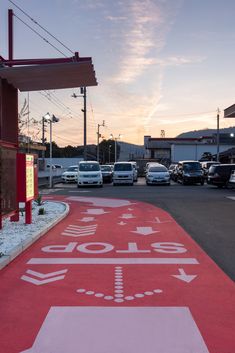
top-left (8, 9), bottom-right (13, 63)
top-left (25, 200), bottom-right (32, 224)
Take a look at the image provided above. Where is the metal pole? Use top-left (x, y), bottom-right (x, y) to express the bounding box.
top-left (97, 124), bottom-right (100, 162)
top-left (42, 117), bottom-right (45, 159)
top-left (49, 120), bottom-right (53, 188)
top-left (109, 145), bottom-right (111, 163)
top-left (216, 108), bottom-right (220, 162)
top-left (83, 87), bottom-right (87, 161)
top-left (8, 9), bottom-right (13, 63)
top-left (115, 139), bottom-right (117, 163)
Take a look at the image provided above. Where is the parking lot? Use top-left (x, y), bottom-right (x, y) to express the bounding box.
top-left (46, 177), bottom-right (235, 280)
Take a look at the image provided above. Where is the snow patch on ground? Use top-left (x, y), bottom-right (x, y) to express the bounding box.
top-left (0, 201), bottom-right (65, 255)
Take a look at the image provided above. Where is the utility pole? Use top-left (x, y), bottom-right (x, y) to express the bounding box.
top-left (97, 120), bottom-right (105, 162)
top-left (216, 108), bottom-right (220, 162)
top-left (72, 87), bottom-right (87, 161)
top-left (41, 114), bottom-right (48, 162)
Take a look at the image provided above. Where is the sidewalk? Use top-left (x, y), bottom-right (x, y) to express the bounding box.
top-left (0, 200), bottom-right (69, 270)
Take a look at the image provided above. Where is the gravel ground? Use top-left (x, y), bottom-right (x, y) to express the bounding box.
top-left (0, 201), bottom-right (66, 256)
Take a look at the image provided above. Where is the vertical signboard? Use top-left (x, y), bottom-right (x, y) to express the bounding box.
top-left (17, 153), bottom-right (35, 202)
top-left (26, 155), bottom-right (34, 201)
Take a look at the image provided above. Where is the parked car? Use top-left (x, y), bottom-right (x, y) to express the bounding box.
top-left (77, 161), bottom-right (103, 187)
top-left (176, 161), bottom-right (204, 185)
top-left (130, 161), bottom-right (138, 182)
top-left (201, 161), bottom-right (220, 178)
top-left (228, 169), bottom-right (235, 188)
top-left (100, 165), bottom-right (113, 183)
top-left (168, 164), bottom-right (177, 181)
top-left (207, 164), bottom-right (235, 187)
top-left (62, 165), bottom-right (78, 183)
top-left (146, 163), bottom-right (170, 185)
top-left (113, 162), bottom-right (134, 186)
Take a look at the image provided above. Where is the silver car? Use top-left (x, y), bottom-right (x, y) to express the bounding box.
top-left (146, 164), bottom-right (170, 185)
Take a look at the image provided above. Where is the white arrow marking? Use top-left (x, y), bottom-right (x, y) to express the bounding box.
top-left (83, 208), bottom-right (109, 215)
top-left (25, 269), bottom-right (67, 279)
top-left (131, 227), bottom-right (159, 235)
top-left (21, 275), bottom-right (66, 286)
top-left (79, 217), bottom-right (95, 222)
top-left (21, 269), bottom-right (68, 285)
top-left (172, 268), bottom-right (197, 283)
top-left (117, 221), bottom-right (127, 226)
top-left (119, 214), bottom-right (135, 219)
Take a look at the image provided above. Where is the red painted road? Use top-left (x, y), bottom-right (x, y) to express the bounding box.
top-left (0, 196), bottom-right (234, 353)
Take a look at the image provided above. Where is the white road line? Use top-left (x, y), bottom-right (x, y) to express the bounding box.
top-left (28, 258), bottom-right (199, 265)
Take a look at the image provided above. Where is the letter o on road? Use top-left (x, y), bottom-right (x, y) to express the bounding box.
top-left (77, 242), bottom-right (114, 254)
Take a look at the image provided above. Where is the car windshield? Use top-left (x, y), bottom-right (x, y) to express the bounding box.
top-left (101, 166), bottom-right (112, 171)
top-left (149, 166), bottom-right (167, 172)
top-left (183, 163), bottom-right (201, 171)
top-left (67, 166), bottom-right (78, 172)
top-left (114, 164), bottom-right (132, 171)
top-left (79, 163), bottom-right (100, 171)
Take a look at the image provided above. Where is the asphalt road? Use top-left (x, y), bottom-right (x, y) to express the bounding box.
top-left (44, 178), bottom-right (235, 280)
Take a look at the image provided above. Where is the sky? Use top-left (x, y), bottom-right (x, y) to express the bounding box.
top-left (1, 0), bottom-right (235, 147)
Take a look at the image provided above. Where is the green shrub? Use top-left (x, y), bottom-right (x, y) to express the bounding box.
top-left (38, 207), bottom-right (45, 215)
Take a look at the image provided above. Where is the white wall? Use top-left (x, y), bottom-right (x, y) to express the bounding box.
top-left (171, 144), bottom-right (233, 162)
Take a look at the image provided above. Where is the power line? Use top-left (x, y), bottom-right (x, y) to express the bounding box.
top-left (13, 13), bottom-right (68, 57)
top-left (8, 0), bottom-right (74, 55)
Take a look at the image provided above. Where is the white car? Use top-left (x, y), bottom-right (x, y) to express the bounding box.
top-left (130, 161), bottom-right (138, 182)
top-left (113, 162), bottom-right (134, 186)
top-left (228, 169), bottom-right (235, 188)
top-left (62, 165), bottom-right (78, 183)
top-left (146, 164), bottom-right (170, 185)
top-left (77, 161), bottom-right (103, 187)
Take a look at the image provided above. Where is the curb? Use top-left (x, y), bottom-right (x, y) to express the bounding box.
top-left (0, 202), bottom-right (70, 270)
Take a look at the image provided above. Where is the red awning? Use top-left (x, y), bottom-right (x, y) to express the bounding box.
top-left (0, 61), bottom-right (97, 91)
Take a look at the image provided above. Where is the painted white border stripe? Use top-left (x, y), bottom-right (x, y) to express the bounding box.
top-left (27, 258), bottom-right (199, 265)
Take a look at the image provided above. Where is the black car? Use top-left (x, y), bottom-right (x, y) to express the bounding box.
top-left (207, 164), bottom-right (235, 187)
top-left (176, 161), bottom-right (204, 185)
top-left (100, 165), bottom-right (113, 183)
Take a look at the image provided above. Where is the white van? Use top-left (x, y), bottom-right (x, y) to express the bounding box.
top-left (113, 162), bottom-right (134, 186)
top-left (77, 161), bottom-right (103, 187)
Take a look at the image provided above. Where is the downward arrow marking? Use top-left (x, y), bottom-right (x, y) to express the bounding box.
top-left (131, 227), bottom-right (159, 235)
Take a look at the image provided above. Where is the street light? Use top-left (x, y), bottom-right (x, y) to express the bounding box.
top-left (97, 120), bottom-right (105, 162)
top-left (110, 133), bottom-right (122, 162)
top-left (71, 87), bottom-right (87, 161)
top-left (43, 113), bottom-right (59, 188)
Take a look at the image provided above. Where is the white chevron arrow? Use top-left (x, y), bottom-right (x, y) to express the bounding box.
top-left (21, 269), bottom-right (68, 286)
top-left (172, 268), bottom-right (197, 283)
top-left (131, 227), bottom-right (159, 235)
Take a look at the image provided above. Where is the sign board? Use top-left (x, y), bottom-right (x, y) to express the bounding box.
top-left (17, 153), bottom-right (35, 202)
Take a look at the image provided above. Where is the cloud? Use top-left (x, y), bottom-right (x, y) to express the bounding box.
top-left (106, 16), bottom-right (128, 21)
top-left (110, 0), bottom-right (182, 84)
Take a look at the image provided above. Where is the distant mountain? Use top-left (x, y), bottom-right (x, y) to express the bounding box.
top-left (177, 126), bottom-right (235, 138)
